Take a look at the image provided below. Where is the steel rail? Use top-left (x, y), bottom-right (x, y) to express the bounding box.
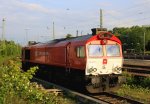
top-left (32, 77), bottom-right (144, 104)
top-left (32, 77), bottom-right (109, 104)
top-left (123, 64), bottom-right (150, 77)
top-left (124, 64), bottom-right (150, 69)
top-left (90, 92), bottom-right (144, 104)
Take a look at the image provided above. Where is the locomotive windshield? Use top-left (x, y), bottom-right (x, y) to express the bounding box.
top-left (88, 45), bottom-right (103, 57)
top-left (106, 45), bottom-right (120, 56)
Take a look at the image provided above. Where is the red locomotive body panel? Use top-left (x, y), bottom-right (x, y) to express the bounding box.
top-left (69, 41), bottom-right (87, 70)
top-left (23, 39), bottom-right (88, 70)
top-left (48, 46), bottom-right (66, 66)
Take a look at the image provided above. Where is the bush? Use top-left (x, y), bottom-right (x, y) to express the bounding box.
top-left (0, 40), bottom-right (21, 57)
top-left (0, 60), bottom-right (75, 104)
top-left (125, 75), bottom-right (150, 88)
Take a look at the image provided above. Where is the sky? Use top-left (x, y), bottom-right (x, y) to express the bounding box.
top-left (0, 0), bottom-right (150, 45)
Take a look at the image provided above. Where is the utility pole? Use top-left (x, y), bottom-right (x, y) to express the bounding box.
top-left (2, 18), bottom-right (6, 56)
top-left (100, 9), bottom-right (103, 29)
top-left (143, 32), bottom-right (145, 55)
top-left (53, 22), bottom-right (55, 39)
top-left (81, 31), bottom-right (83, 36)
top-left (76, 30), bottom-right (78, 37)
top-left (47, 26), bottom-right (50, 40)
top-left (2, 18), bottom-right (5, 41)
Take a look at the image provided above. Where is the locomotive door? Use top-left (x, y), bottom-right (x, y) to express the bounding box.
top-left (66, 42), bottom-right (71, 72)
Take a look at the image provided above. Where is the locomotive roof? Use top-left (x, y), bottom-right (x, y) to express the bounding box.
top-left (46, 34), bottom-right (92, 43)
top-left (25, 32), bottom-right (121, 48)
top-left (24, 34), bottom-right (92, 48)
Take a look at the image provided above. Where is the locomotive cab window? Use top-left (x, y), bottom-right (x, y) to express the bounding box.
top-left (106, 44), bottom-right (120, 56)
top-left (76, 46), bottom-right (85, 58)
top-left (88, 45), bottom-right (103, 57)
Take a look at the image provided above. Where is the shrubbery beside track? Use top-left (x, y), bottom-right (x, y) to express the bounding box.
top-left (0, 60), bottom-right (76, 104)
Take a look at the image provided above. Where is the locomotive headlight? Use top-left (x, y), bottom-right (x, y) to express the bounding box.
top-left (117, 67), bottom-right (122, 71)
top-left (87, 67), bottom-right (97, 73)
top-left (113, 66), bottom-right (122, 73)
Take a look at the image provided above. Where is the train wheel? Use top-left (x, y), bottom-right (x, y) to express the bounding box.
top-left (86, 84), bottom-right (103, 93)
top-left (85, 76), bottom-right (111, 93)
top-left (85, 77), bottom-right (103, 93)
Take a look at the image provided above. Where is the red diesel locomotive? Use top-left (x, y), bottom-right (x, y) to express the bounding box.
top-left (22, 28), bottom-right (123, 93)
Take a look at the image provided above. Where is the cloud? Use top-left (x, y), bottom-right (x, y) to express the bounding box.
top-left (17, 2), bottom-right (50, 14)
top-left (0, 0), bottom-right (53, 14)
top-left (0, 0), bottom-right (150, 45)
top-left (97, 1), bottom-right (112, 7)
top-left (105, 10), bottom-right (121, 18)
top-left (102, 0), bottom-right (150, 29)
top-left (134, 0), bottom-right (150, 4)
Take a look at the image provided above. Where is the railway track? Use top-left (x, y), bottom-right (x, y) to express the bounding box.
top-left (123, 64), bottom-right (150, 77)
top-left (90, 92), bottom-right (143, 104)
top-left (32, 77), bottom-right (143, 104)
top-left (123, 59), bottom-right (150, 77)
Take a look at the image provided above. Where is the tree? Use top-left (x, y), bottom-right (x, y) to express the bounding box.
top-left (66, 34), bottom-right (72, 38)
top-left (0, 40), bottom-right (21, 57)
top-left (113, 26), bottom-right (150, 53)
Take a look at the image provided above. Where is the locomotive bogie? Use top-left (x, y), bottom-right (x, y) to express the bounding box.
top-left (85, 74), bottom-right (122, 93)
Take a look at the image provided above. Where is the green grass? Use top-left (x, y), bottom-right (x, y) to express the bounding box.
top-left (115, 73), bottom-right (150, 103)
top-left (115, 84), bottom-right (150, 103)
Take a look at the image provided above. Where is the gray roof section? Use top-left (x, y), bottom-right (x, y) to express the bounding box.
top-left (43, 34), bottom-right (92, 44)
